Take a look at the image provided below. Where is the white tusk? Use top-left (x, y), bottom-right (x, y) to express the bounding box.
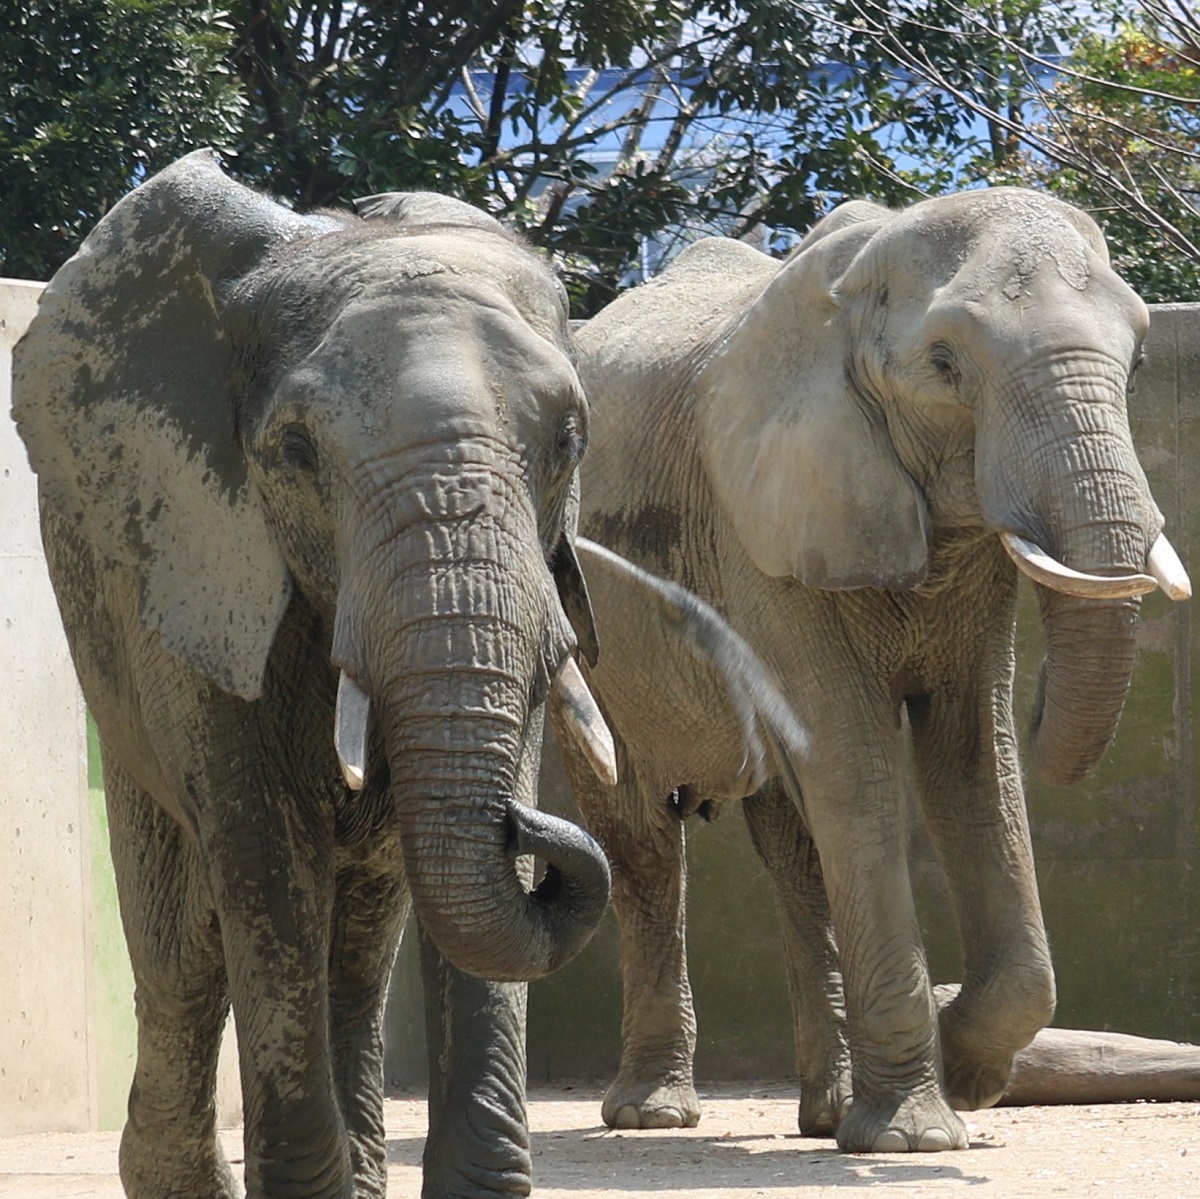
top-left (1147, 532), bottom-right (1192, 602)
top-left (999, 532), bottom-right (1158, 599)
top-left (552, 657), bottom-right (618, 786)
top-left (335, 670), bottom-right (371, 791)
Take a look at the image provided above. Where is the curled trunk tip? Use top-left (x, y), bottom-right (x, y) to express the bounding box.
top-left (398, 789), bottom-right (611, 983)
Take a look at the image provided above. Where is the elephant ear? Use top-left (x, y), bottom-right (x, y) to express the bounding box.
top-left (693, 211), bottom-right (931, 589)
top-left (13, 149), bottom-right (336, 699)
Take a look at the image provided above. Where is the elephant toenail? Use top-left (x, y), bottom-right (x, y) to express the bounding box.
top-left (917, 1127), bottom-right (955, 1151)
top-left (614, 1106), bottom-right (643, 1129)
top-left (646, 1107), bottom-right (684, 1128)
top-left (872, 1129), bottom-right (910, 1152)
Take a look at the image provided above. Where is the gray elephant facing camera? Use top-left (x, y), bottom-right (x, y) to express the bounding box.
top-left (11, 151), bottom-right (805, 1199)
top-left (563, 189), bottom-right (1189, 1153)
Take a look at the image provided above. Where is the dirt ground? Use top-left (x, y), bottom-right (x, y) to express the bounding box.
top-left (2, 1084), bottom-right (1197, 1198)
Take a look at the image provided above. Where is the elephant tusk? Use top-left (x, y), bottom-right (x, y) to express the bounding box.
top-left (551, 657), bottom-right (618, 786)
top-left (999, 532), bottom-right (1158, 599)
top-left (1147, 532), bottom-right (1192, 602)
top-left (335, 670), bottom-right (371, 791)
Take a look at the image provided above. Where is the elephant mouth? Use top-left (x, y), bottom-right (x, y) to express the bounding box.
top-left (999, 530), bottom-right (1191, 603)
top-left (332, 657), bottom-right (616, 792)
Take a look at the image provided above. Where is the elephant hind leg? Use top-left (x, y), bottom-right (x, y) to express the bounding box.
top-left (742, 782), bottom-right (851, 1137)
top-left (560, 736), bottom-right (700, 1130)
top-left (103, 753), bottom-right (236, 1199)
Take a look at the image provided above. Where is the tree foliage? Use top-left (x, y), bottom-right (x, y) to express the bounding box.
top-left (1, 0), bottom-right (1021, 308)
top-left (1000, 15), bottom-right (1200, 301)
top-left (0, 1), bottom-right (244, 279)
top-left (835, 0), bottom-right (1200, 301)
top-left (7, 1), bottom-right (1199, 305)
top-left (217, 0), bottom-right (1009, 312)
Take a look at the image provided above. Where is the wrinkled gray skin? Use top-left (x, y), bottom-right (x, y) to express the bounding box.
top-left (14, 150), bottom-right (624, 1199)
top-left (564, 189), bottom-right (1172, 1154)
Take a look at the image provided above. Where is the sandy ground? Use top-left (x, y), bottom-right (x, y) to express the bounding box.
top-left (2, 1084), bottom-right (1198, 1198)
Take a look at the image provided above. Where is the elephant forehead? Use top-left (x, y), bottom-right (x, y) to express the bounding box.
top-left (881, 190), bottom-right (1098, 294)
top-left (377, 232), bottom-right (567, 340)
top-left (295, 286), bottom-right (571, 394)
top-left (267, 227), bottom-right (566, 338)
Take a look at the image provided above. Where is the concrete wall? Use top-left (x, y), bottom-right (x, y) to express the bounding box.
top-left (0, 280), bottom-right (240, 1133)
top-left (389, 303), bottom-right (1200, 1087)
top-left (0, 279), bottom-right (100, 1132)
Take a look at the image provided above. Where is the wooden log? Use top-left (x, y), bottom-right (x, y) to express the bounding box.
top-left (1002, 1028), bottom-right (1200, 1105)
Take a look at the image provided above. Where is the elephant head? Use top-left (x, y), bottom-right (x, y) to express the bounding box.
top-left (694, 188), bottom-right (1188, 786)
top-left (13, 149), bottom-right (617, 982)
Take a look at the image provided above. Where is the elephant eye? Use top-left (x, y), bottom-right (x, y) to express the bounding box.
top-left (556, 412), bottom-right (586, 466)
top-left (929, 343), bottom-right (959, 386)
top-left (280, 428), bottom-right (319, 473)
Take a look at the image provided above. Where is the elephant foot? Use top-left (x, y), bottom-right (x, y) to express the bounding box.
top-left (421, 1128), bottom-right (531, 1199)
top-left (602, 1071), bottom-right (701, 1129)
top-left (421, 1166), bottom-right (530, 1199)
top-left (797, 1067), bottom-right (853, 1137)
top-left (942, 1048), bottom-right (1013, 1111)
top-left (119, 1134), bottom-right (238, 1199)
top-left (934, 982), bottom-right (1025, 1111)
top-left (835, 1086), bottom-right (967, 1153)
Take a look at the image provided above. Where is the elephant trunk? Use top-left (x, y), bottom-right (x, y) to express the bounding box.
top-left (337, 492), bottom-right (610, 983)
top-left (1024, 419), bottom-right (1152, 786)
top-left (1028, 587), bottom-right (1141, 786)
top-left (380, 639), bottom-right (610, 983)
top-left (980, 376), bottom-right (1160, 786)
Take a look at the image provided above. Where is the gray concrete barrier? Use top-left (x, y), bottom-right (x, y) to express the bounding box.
top-left (0, 279), bottom-right (99, 1133)
top-left (0, 279), bottom-right (240, 1133)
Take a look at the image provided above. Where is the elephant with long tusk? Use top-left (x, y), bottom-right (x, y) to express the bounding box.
top-left (999, 530), bottom-right (1188, 601)
top-left (12, 151), bottom-right (808, 1199)
top-left (556, 186), bottom-right (1190, 1155)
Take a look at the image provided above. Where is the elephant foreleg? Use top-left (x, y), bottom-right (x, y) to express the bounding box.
top-left (909, 689), bottom-right (1056, 1111)
top-left (799, 683), bottom-right (967, 1153)
top-left (329, 854), bottom-right (411, 1198)
top-left (562, 737), bottom-right (700, 1130)
top-left (742, 782), bottom-right (851, 1136)
top-left (417, 921), bottom-right (533, 1199)
top-left (104, 754), bottom-right (237, 1199)
top-left (199, 773), bottom-right (352, 1199)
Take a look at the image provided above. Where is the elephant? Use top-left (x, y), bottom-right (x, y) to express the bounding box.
top-left (11, 150), bottom-right (808, 1198)
top-left (557, 188), bottom-right (1191, 1154)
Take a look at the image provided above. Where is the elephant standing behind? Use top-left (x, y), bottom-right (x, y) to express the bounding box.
top-left (11, 151), bottom-right (804, 1198)
top-left (561, 189), bottom-right (1189, 1154)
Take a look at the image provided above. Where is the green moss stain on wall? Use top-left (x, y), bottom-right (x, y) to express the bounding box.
top-left (1037, 858), bottom-right (1195, 1038)
top-left (86, 714), bottom-right (136, 1131)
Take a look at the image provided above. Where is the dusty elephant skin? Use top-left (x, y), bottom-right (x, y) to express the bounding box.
top-left (561, 189), bottom-right (1190, 1155)
top-left (10, 149), bottom-right (632, 1199)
